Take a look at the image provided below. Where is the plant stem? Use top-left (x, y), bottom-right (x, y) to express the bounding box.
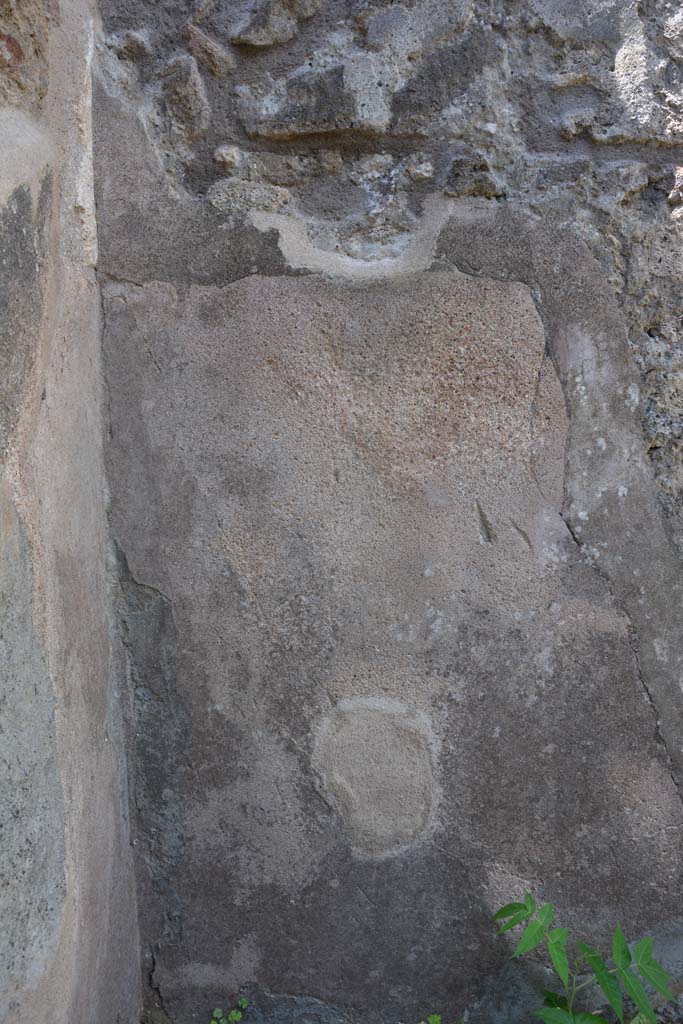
top-left (568, 972), bottom-right (577, 1012)
top-left (572, 965), bottom-right (620, 1000)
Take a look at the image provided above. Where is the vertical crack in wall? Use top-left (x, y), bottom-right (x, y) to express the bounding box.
top-left (560, 506), bottom-right (683, 815)
top-left (148, 947), bottom-right (171, 1022)
top-left (450, 241), bottom-right (683, 818)
top-left (625, 623), bottom-right (683, 813)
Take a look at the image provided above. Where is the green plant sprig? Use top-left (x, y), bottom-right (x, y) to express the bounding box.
top-left (493, 893), bottom-right (675, 1024)
top-left (420, 1013), bottom-right (464, 1024)
top-left (211, 996), bottom-right (249, 1024)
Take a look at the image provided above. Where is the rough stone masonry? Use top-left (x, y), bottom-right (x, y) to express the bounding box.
top-left (3, 0), bottom-right (683, 1022)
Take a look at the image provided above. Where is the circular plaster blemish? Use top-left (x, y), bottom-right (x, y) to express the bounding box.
top-left (312, 697), bottom-right (437, 857)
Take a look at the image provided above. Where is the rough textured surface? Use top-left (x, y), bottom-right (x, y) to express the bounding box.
top-left (0, 1), bottom-right (139, 1021)
top-left (0, 0), bottom-right (51, 115)
top-left (6, 0), bottom-right (683, 1022)
top-left (93, 0), bottom-right (683, 1022)
top-left (312, 699), bottom-right (436, 857)
top-left (0, 180), bottom-right (49, 450)
top-left (101, 260), bottom-right (683, 1023)
top-left (0, 474), bottom-right (65, 1009)
top-left (96, 0), bottom-right (683, 535)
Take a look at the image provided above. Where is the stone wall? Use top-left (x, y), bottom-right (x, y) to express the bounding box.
top-left (4, 1), bottom-right (683, 1023)
top-left (94, 2), bottom-right (683, 1023)
top-left (0, 1), bottom-right (138, 1021)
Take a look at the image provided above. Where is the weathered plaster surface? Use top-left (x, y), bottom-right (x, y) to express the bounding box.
top-left (92, 0), bottom-right (683, 1021)
top-left (312, 698), bottom-right (437, 857)
top-left (96, 0), bottom-right (683, 546)
top-left (101, 260), bottom-right (682, 1021)
top-left (4, 0), bottom-right (683, 1021)
top-left (0, 0), bottom-right (138, 1021)
top-left (0, 471), bottom-right (65, 1011)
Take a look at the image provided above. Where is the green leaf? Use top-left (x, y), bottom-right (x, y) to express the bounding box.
top-left (427, 1014), bottom-right (441, 1024)
top-left (537, 903), bottom-right (554, 928)
top-left (493, 902), bottom-right (527, 921)
top-left (237, 999), bottom-right (249, 1011)
top-left (572, 1015), bottom-right (610, 1023)
top-left (633, 937), bottom-right (675, 999)
top-left (542, 990), bottom-right (569, 1009)
top-left (579, 944), bottom-right (623, 1023)
top-left (499, 907), bottom-right (535, 933)
top-left (615, 966), bottom-right (656, 1024)
top-left (547, 928), bottom-right (569, 989)
top-left (228, 1012), bottom-right (243, 1022)
top-left (613, 926), bottom-right (631, 970)
top-left (533, 1009), bottom-right (573, 1024)
top-left (514, 916), bottom-right (549, 957)
top-left (213, 1012), bottom-right (224, 1020)
top-left (524, 891), bottom-right (537, 915)
top-left (633, 937), bottom-right (654, 961)
top-left (640, 956), bottom-right (674, 999)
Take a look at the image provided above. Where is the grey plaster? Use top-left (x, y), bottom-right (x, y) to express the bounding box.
top-left (4, 0), bottom-right (683, 1022)
top-left (116, 544), bottom-right (189, 954)
top-left (436, 204), bottom-right (683, 794)
top-left (0, 181), bottom-right (49, 453)
top-left (0, 1), bottom-right (139, 1021)
top-left (0, 479), bottom-right (65, 1017)
top-left (311, 698), bottom-right (436, 857)
top-left (102, 267), bottom-right (682, 1022)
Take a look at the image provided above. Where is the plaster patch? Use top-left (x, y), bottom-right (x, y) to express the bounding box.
top-left (249, 194), bottom-right (456, 279)
top-left (312, 698), bottom-right (437, 857)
